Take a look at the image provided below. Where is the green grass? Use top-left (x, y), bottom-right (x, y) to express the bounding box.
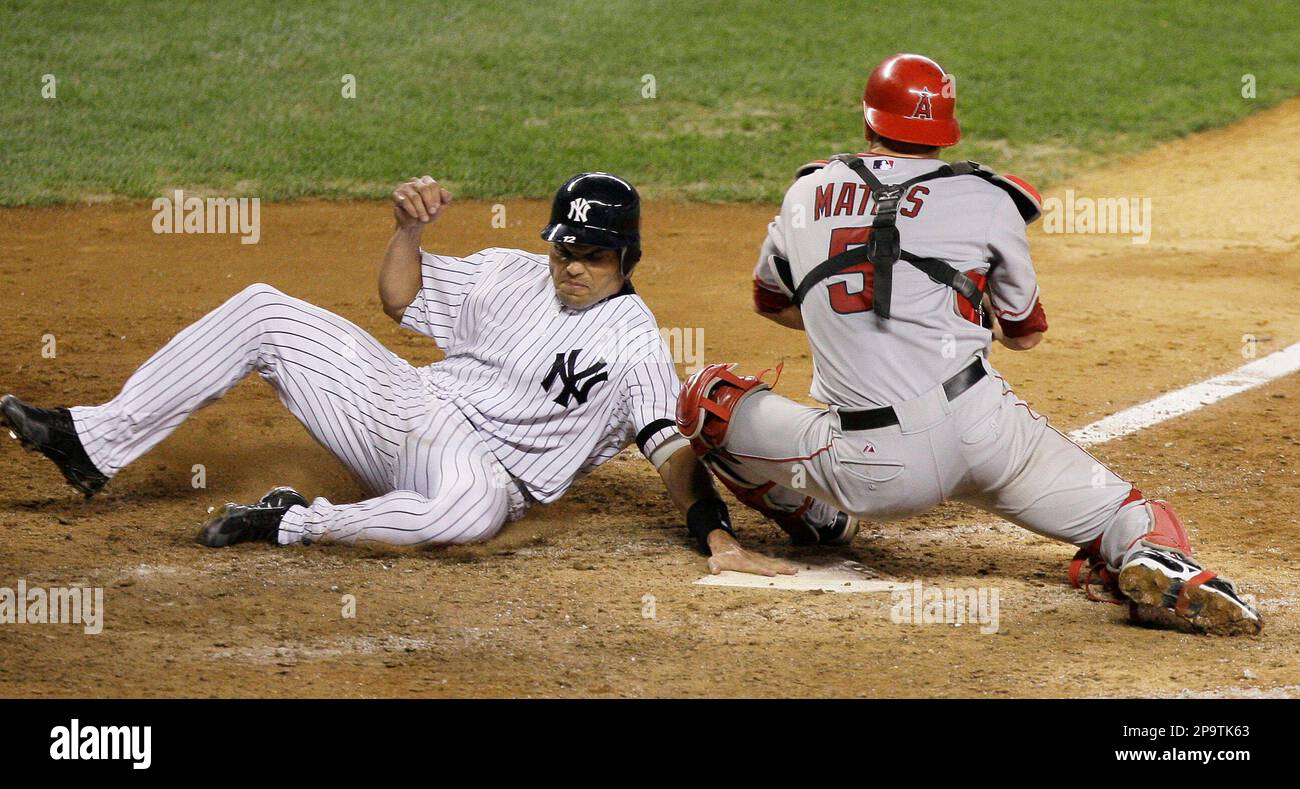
top-left (1, 0), bottom-right (1296, 205)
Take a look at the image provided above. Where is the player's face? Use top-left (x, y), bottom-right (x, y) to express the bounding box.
top-left (548, 242), bottom-right (624, 309)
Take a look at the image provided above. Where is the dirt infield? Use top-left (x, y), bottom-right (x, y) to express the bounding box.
top-left (1, 100), bottom-right (1297, 697)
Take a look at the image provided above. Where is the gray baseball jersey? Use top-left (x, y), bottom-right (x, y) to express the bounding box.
top-left (716, 152), bottom-right (1152, 570)
top-left (753, 153), bottom-right (1047, 408)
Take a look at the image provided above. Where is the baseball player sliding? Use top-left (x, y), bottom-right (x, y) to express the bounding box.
top-left (1, 172), bottom-right (796, 576)
top-left (677, 54), bottom-right (1263, 635)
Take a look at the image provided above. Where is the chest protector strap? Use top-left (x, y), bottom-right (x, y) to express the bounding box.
top-left (775, 156), bottom-right (995, 320)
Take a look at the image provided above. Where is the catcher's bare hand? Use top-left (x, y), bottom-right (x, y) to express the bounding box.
top-left (393, 175), bottom-right (452, 228)
top-left (982, 294), bottom-right (1004, 341)
top-left (706, 530), bottom-right (799, 577)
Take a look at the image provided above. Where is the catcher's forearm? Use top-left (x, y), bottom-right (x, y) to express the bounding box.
top-left (997, 331), bottom-right (1043, 351)
top-left (379, 225), bottom-right (425, 321)
top-left (756, 304), bottom-right (805, 331)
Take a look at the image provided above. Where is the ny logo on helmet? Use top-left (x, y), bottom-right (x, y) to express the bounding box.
top-left (568, 198), bottom-right (592, 223)
top-left (908, 88), bottom-right (936, 120)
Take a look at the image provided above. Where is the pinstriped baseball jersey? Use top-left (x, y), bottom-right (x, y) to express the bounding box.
top-left (753, 154), bottom-right (1047, 408)
top-left (402, 247), bottom-right (688, 503)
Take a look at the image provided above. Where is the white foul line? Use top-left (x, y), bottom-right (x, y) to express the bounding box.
top-left (1068, 341), bottom-right (1300, 446)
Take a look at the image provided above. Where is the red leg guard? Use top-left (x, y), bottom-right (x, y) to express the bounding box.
top-left (1070, 488), bottom-right (1142, 602)
top-left (679, 362), bottom-right (817, 541)
top-left (1071, 496), bottom-right (1195, 605)
top-left (1069, 536), bottom-right (1122, 603)
top-left (675, 362), bottom-right (776, 454)
top-left (1130, 500), bottom-right (1194, 558)
top-left (705, 456), bottom-right (820, 544)
top-left (712, 462), bottom-right (811, 543)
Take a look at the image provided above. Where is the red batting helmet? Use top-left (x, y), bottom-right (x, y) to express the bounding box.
top-left (863, 53), bottom-right (960, 147)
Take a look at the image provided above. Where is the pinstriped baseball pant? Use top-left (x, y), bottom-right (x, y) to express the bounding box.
top-left (71, 283), bottom-right (527, 546)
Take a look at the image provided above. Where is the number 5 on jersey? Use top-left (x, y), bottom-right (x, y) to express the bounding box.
top-left (823, 225), bottom-right (986, 323)
top-left (826, 226), bottom-right (875, 315)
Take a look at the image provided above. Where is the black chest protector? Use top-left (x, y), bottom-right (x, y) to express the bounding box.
top-left (772, 156), bottom-right (1039, 321)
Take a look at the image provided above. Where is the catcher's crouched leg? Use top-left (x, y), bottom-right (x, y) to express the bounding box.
top-left (676, 363), bottom-right (772, 454)
top-left (676, 363), bottom-right (856, 546)
top-left (1070, 491), bottom-right (1194, 598)
top-left (1115, 499), bottom-right (1261, 635)
top-left (1071, 492), bottom-right (1194, 593)
top-left (1070, 492), bottom-right (1262, 635)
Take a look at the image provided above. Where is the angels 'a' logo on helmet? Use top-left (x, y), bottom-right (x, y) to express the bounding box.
top-left (568, 197), bottom-right (592, 223)
top-left (908, 88), bottom-right (936, 120)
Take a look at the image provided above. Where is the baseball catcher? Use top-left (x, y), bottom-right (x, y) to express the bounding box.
top-left (675, 54), bottom-right (1263, 635)
top-left (2, 172), bottom-right (794, 576)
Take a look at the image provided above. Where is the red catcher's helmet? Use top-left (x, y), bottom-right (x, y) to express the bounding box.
top-left (863, 53), bottom-right (960, 147)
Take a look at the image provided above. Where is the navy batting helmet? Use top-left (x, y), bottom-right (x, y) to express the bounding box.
top-left (541, 172), bottom-right (642, 275)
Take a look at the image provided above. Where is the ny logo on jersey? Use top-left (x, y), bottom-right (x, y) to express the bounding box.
top-left (542, 349), bottom-right (608, 407)
top-left (908, 88), bottom-right (935, 120)
top-left (568, 198), bottom-right (592, 223)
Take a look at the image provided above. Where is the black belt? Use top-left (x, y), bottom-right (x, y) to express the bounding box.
top-left (839, 360), bottom-right (986, 432)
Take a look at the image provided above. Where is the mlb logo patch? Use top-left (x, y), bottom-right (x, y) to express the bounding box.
top-left (872, 158), bottom-right (895, 171)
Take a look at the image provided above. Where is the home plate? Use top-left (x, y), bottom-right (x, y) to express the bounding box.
top-left (694, 559), bottom-right (908, 593)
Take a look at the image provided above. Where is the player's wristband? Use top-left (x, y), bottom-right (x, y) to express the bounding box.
top-left (686, 498), bottom-right (736, 554)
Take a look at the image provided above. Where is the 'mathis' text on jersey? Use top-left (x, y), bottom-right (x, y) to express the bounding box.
top-left (814, 182), bottom-right (930, 221)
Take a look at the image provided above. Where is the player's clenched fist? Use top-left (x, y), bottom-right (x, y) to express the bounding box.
top-left (392, 175), bottom-right (452, 228)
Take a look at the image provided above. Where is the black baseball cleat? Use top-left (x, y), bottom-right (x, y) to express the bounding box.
top-left (1119, 547), bottom-right (1263, 636)
top-left (815, 512), bottom-right (861, 546)
top-left (259, 486), bottom-right (309, 510)
top-left (785, 511), bottom-right (862, 546)
top-left (1, 394), bottom-right (109, 498)
top-left (198, 487), bottom-right (307, 548)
